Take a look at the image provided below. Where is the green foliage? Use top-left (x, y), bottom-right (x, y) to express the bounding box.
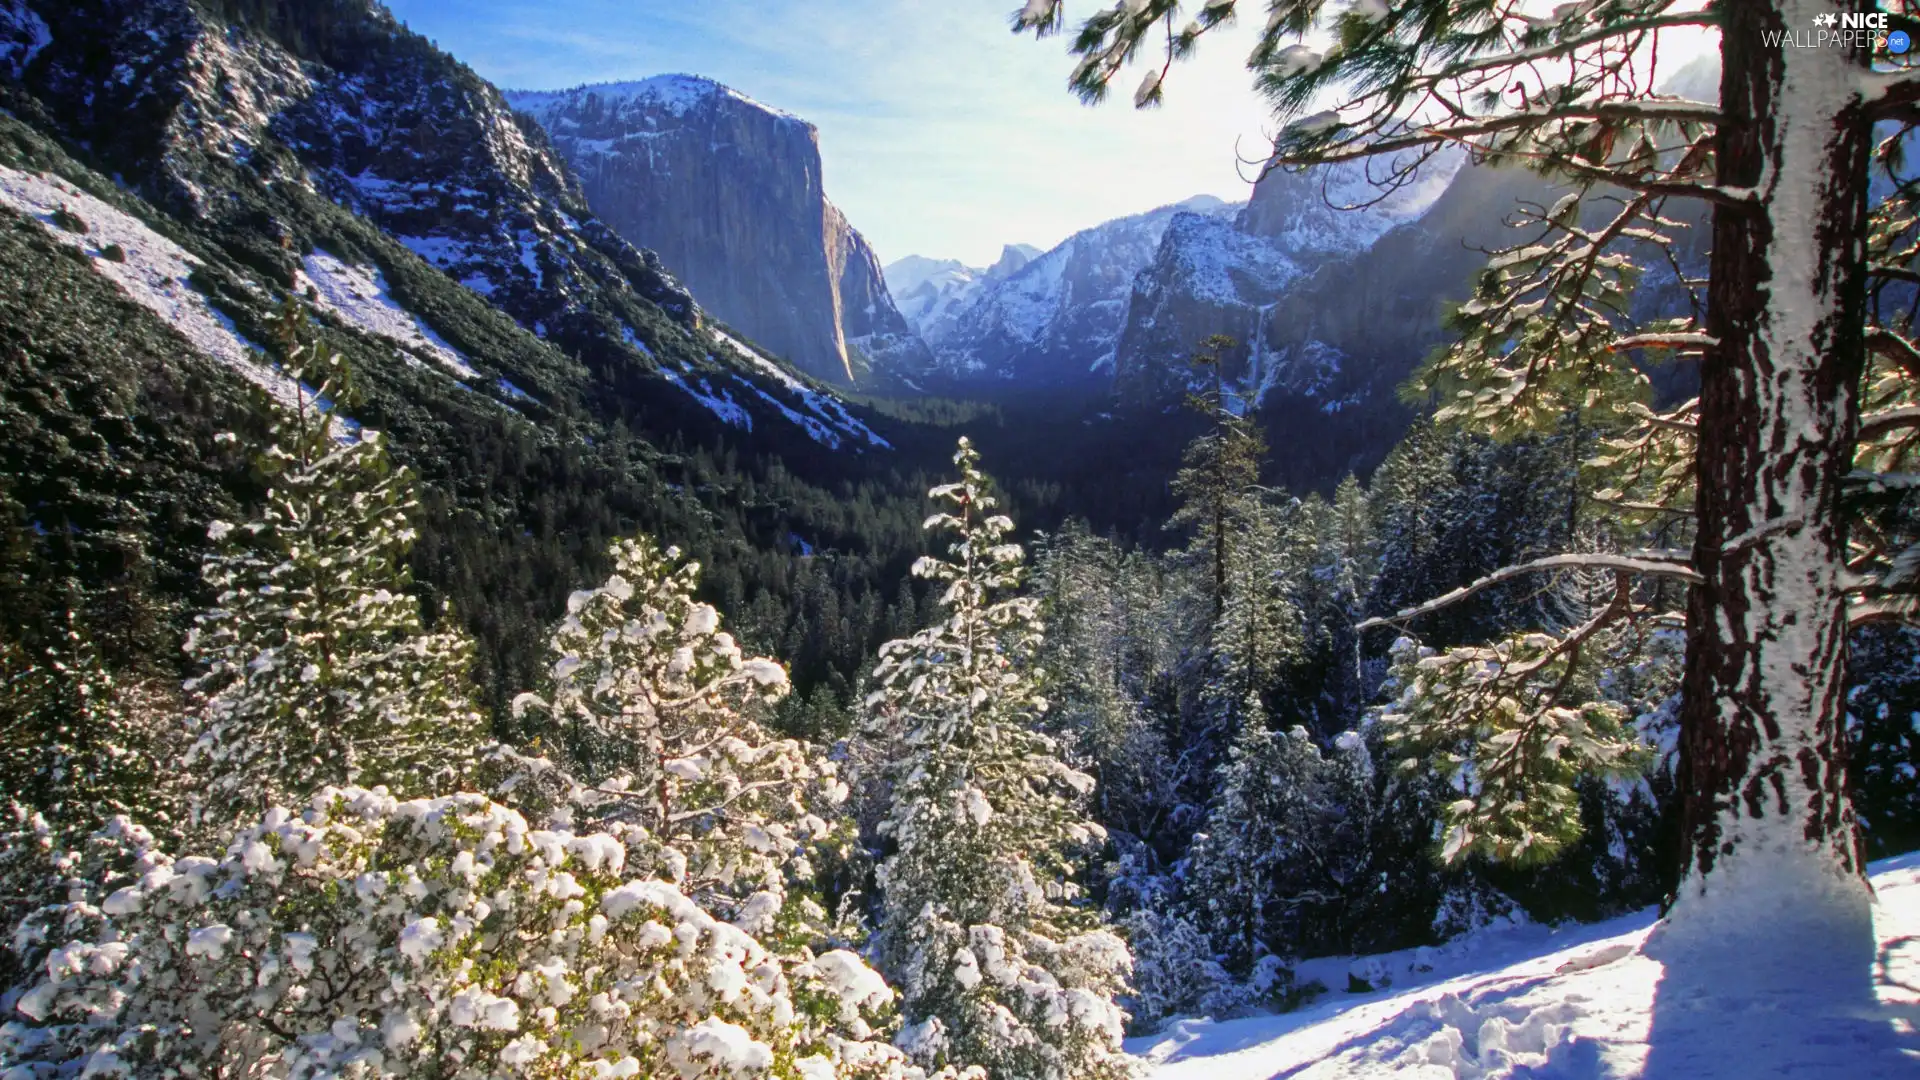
top-left (1375, 631), bottom-right (1651, 865)
top-left (868, 439), bottom-right (1134, 1080)
top-left (184, 316), bottom-right (484, 830)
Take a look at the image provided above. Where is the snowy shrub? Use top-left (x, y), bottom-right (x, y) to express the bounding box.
top-left (1119, 907), bottom-right (1236, 1031)
top-left (2, 787), bottom-right (924, 1080)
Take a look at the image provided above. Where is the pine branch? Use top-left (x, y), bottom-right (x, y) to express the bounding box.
top-left (1357, 552), bottom-right (1702, 631)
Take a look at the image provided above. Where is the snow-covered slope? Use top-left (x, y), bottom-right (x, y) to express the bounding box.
top-left (885, 244), bottom-right (1042, 346)
top-left (1130, 853), bottom-right (1920, 1079)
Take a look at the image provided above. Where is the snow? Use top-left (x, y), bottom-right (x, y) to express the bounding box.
top-left (0, 164), bottom-right (309, 413)
top-left (298, 250), bottom-right (480, 379)
top-left (712, 331), bottom-right (891, 450)
top-left (1129, 853), bottom-right (1920, 1079)
top-left (661, 365), bottom-right (752, 430)
top-left (508, 74), bottom-right (807, 128)
top-left (0, 0), bottom-right (51, 79)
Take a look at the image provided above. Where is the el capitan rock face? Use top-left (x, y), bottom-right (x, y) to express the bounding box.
top-left (509, 77), bottom-right (930, 386)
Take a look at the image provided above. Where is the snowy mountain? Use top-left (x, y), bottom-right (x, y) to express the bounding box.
top-left (885, 243), bottom-right (1042, 346)
top-left (508, 76), bottom-right (933, 387)
top-left (926, 195), bottom-right (1240, 388)
top-left (1112, 153), bottom-right (1463, 404)
top-left (1130, 852), bottom-right (1920, 1079)
top-left (0, 0), bottom-right (957, 707)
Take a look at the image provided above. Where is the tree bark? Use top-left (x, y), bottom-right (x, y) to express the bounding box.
top-left (1676, 0), bottom-right (1872, 916)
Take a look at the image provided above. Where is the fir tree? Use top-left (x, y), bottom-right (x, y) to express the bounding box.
top-left (184, 310), bottom-right (482, 830)
top-left (0, 604), bottom-right (187, 839)
top-left (506, 533), bottom-right (849, 938)
top-left (1168, 336), bottom-right (1265, 620)
top-left (867, 438), bottom-right (1134, 1080)
top-left (1186, 708), bottom-right (1336, 978)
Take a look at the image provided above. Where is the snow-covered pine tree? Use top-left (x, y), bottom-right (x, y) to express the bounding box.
top-left (1019, 0), bottom-right (1896, 942)
top-left (1169, 335), bottom-right (1265, 620)
top-left (1, 604), bottom-right (186, 840)
top-left (185, 310), bottom-right (482, 831)
top-left (1186, 704), bottom-right (1337, 983)
top-left (505, 533), bottom-right (849, 941)
top-left (868, 438), bottom-right (1134, 1080)
top-left (1032, 524), bottom-right (1181, 854)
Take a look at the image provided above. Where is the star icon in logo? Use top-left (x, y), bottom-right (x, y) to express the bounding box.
top-left (1813, 11), bottom-right (1839, 26)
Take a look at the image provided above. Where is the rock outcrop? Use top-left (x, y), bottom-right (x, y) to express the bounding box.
top-left (509, 77), bottom-right (930, 385)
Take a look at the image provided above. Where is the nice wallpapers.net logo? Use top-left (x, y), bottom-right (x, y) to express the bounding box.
top-left (1765, 10), bottom-right (1911, 54)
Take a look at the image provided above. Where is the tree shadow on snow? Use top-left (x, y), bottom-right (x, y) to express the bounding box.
top-left (1637, 919), bottom-right (1920, 1080)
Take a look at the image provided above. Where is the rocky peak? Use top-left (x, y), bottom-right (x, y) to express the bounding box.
top-left (509, 76), bottom-right (930, 386)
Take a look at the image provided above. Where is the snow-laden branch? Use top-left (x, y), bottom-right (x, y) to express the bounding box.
top-left (1868, 326), bottom-right (1920, 382)
top-left (1860, 406), bottom-right (1920, 441)
top-left (1610, 332), bottom-right (1719, 352)
top-left (1285, 99), bottom-right (1720, 167)
top-left (1356, 551), bottom-right (1702, 631)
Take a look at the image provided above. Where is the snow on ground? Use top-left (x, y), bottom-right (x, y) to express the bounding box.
top-left (1131, 853), bottom-right (1920, 1079)
top-left (298, 250), bottom-right (480, 379)
top-left (711, 330), bottom-right (891, 450)
top-left (0, 163), bottom-right (309, 413)
top-left (661, 363), bottom-right (751, 430)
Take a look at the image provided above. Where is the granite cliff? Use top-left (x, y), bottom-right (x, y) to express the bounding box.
top-left (509, 77), bottom-right (930, 386)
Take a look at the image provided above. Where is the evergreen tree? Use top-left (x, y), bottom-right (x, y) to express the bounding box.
top-left (1018, 0), bottom-right (1899, 943)
top-left (867, 439), bottom-right (1134, 1080)
top-left (0, 604), bottom-right (186, 839)
top-left (506, 533), bottom-right (850, 938)
top-left (184, 313), bottom-right (482, 830)
top-left (1168, 336), bottom-right (1265, 620)
top-left (1186, 709), bottom-right (1337, 978)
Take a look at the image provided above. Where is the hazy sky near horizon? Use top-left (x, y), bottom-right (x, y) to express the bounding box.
top-left (381, 0), bottom-right (1284, 267)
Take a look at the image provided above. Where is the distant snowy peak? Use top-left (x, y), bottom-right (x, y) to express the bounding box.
top-left (1236, 151), bottom-right (1463, 257)
top-left (509, 74), bottom-right (808, 129)
top-left (1113, 154), bottom-right (1469, 404)
top-left (885, 243), bottom-right (1043, 346)
top-left (923, 197), bottom-right (1242, 386)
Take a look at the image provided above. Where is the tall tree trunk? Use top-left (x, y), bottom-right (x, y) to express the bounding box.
top-left (1676, 0), bottom-right (1872, 921)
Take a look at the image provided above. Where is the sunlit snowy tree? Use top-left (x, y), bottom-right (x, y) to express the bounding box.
top-left (866, 438), bottom-right (1135, 1080)
top-left (1018, 0), bottom-right (1910, 937)
top-left (505, 534), bottom-right (850, 942)
top-left (1, 787), bottom-right (925, 1080)
top-left (185, 317), bottom-right (482, 831)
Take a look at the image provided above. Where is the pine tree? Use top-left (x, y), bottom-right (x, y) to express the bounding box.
top-left (1169, 336), bottom-right (1265, 620)
top-left (1017, 0), bottom-right (1898, 944)
top-left (867, 438), bottom-right (1134, 1080)
top-left (506, 533), bottom-right (849, 938)
top-left (185, 311), bottom-right (482, 830)
top-left (1186, 707), bottom-right (1337, 980)
top-left (0, 604), bottom-right (186, 839)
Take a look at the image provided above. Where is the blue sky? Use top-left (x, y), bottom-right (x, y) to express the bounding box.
top-left (383, 0), bottom-right (1281, 267)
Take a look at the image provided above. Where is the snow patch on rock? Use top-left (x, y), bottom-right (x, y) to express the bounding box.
top-left (299, 250), bottom-right (479, 379)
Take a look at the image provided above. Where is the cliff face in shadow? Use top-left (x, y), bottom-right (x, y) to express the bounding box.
top-left (510, 77), bottom-right (930, 386)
